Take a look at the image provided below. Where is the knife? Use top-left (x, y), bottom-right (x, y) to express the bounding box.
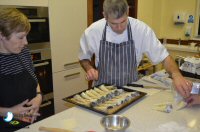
top-left (141, 78), bottom-right (157, 84)
top-left (127, 83), bottom-right (168, 90)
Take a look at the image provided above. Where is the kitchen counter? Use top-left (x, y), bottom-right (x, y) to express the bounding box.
top-left (165, 44), bottom-right (199, 53)
top-left (165, 44), bottom-right (199, 60)
top-left (16, 85), bottom-right (200, 132)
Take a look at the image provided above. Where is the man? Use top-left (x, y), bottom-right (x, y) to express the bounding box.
top-left (79, 0), bottom-right (192, 98)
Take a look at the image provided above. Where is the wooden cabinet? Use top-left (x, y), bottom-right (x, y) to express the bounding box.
top-left (53, 69), bottom-right (87, 113)
top-left (49, 0), bottom-right (88, 113)
top-left (49, 0), bottom-right (87, 72)
top-left (87, 0), bottom-right (138, 26)
top-left (0, 0), bottom-right (48, 7)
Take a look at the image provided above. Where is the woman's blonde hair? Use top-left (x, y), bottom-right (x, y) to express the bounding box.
top-left (0, 8), bottom-right (31, 39)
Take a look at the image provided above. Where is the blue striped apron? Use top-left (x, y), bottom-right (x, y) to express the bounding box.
top-left (94, 22), bottom-right (138, 86)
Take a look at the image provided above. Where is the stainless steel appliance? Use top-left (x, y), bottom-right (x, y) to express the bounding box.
top-left (17, 7), bottom-right (50, 43)
top-left (30, 47), bottom-right (53, 102)
top-left (30, 47), bottom-right (55, 121)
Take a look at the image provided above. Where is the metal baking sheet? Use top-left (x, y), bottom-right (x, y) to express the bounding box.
top-left (63, 85), bottom-right (147, 115)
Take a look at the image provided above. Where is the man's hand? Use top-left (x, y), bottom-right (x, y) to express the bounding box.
top-left (172, 73), bottom-right (192, 98)
top-left (86, 68), bottom-right (98, 81)
top-left (79, 59), bottom-right (98, 81)
top-left (163, 56), bottom-right (192, 98)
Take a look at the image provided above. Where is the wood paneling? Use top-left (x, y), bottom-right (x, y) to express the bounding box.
top-left (160, 38), bottom-right (200, 46)
top-left (87, 0), bottom-right (93, 26)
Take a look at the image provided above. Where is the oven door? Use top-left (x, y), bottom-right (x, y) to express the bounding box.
top-left (34, 59), bottom-right (53, 95)
top-left (34, 59), bottom-right (55, 120)
top-left (27, 17), bottom-right (50, 43)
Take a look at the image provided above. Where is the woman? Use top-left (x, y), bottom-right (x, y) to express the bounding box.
top-left (0, 8), bottom-right (42, 125)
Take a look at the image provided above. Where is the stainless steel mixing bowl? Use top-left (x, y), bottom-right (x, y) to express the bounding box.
top-left (100, 115), bottom-right (130, 132)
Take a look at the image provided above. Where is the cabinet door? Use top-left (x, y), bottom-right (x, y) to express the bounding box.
top-left (0, 0), bottom-right (48, 7)
top-left (49, 0), bottom-right (87, 72)
top-left (53, 69), bottom-right (87, 113)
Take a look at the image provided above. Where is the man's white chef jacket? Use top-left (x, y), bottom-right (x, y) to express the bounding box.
top-left (79, 17), bottom-right (169, 67)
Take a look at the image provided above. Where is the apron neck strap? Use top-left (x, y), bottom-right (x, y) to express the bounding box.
top-left (102, 23), bottom-right (108, 41)
top-left (127, 20), bottom-right (132, 40)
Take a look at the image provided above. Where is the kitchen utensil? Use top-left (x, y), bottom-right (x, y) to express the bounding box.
top-left (100, 115), bottom-right (130, 132)
top-left (39, 126), bottom-right (74, 132)
top-left (127, 83), bottom-right (168, 90)
top-left (141, 78), bottom-right (157, 84)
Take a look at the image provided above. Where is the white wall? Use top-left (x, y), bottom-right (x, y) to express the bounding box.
top-left (138, 0), bottom-right (197, 39)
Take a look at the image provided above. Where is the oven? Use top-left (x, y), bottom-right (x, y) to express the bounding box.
top-left (30, 48), bottom-right (53, 102)
top-left (30, 48), bottom-right (55, 119)
top-left (16, 7), bottom-right (50, 44)
top-left (34, 59), bottom-right (53, 95)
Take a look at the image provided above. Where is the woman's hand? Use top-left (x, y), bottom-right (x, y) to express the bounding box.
top-left (7, 99), bottom-right (35, 122)
top-left (26, 94), bottom-right (42, 123)
top-left (186, 95), bottom-right (200, 106)
top-left (10, 99), bottom-right (33, 114)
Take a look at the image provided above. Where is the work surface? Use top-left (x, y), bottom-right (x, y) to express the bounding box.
top-left (16, 86), bottom-right (200, 132)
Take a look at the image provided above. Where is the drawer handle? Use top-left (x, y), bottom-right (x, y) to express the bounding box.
top-left (34, 61), bottom-right (49, 67)
top-left (64, 62), bottom-right (80, 70)
top-left (64, 72), bottom-right (80, 80)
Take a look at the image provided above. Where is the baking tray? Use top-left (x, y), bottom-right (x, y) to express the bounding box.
top-left (63, 85), bottom-right (147, 115)
top-left (181, 70), bottom-right (200, 79)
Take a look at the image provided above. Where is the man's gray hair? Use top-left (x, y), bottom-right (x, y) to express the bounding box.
top-left (103, 0), bottom-right (128, 19)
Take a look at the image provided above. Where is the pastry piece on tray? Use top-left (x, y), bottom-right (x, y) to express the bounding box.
top-left (153, 102), bottom-right (173, 113)
top-left (67, 84), bottom-right (145, 114)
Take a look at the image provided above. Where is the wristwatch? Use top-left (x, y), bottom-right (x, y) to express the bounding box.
top-left (37, 92), bottom-right (42, 95)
